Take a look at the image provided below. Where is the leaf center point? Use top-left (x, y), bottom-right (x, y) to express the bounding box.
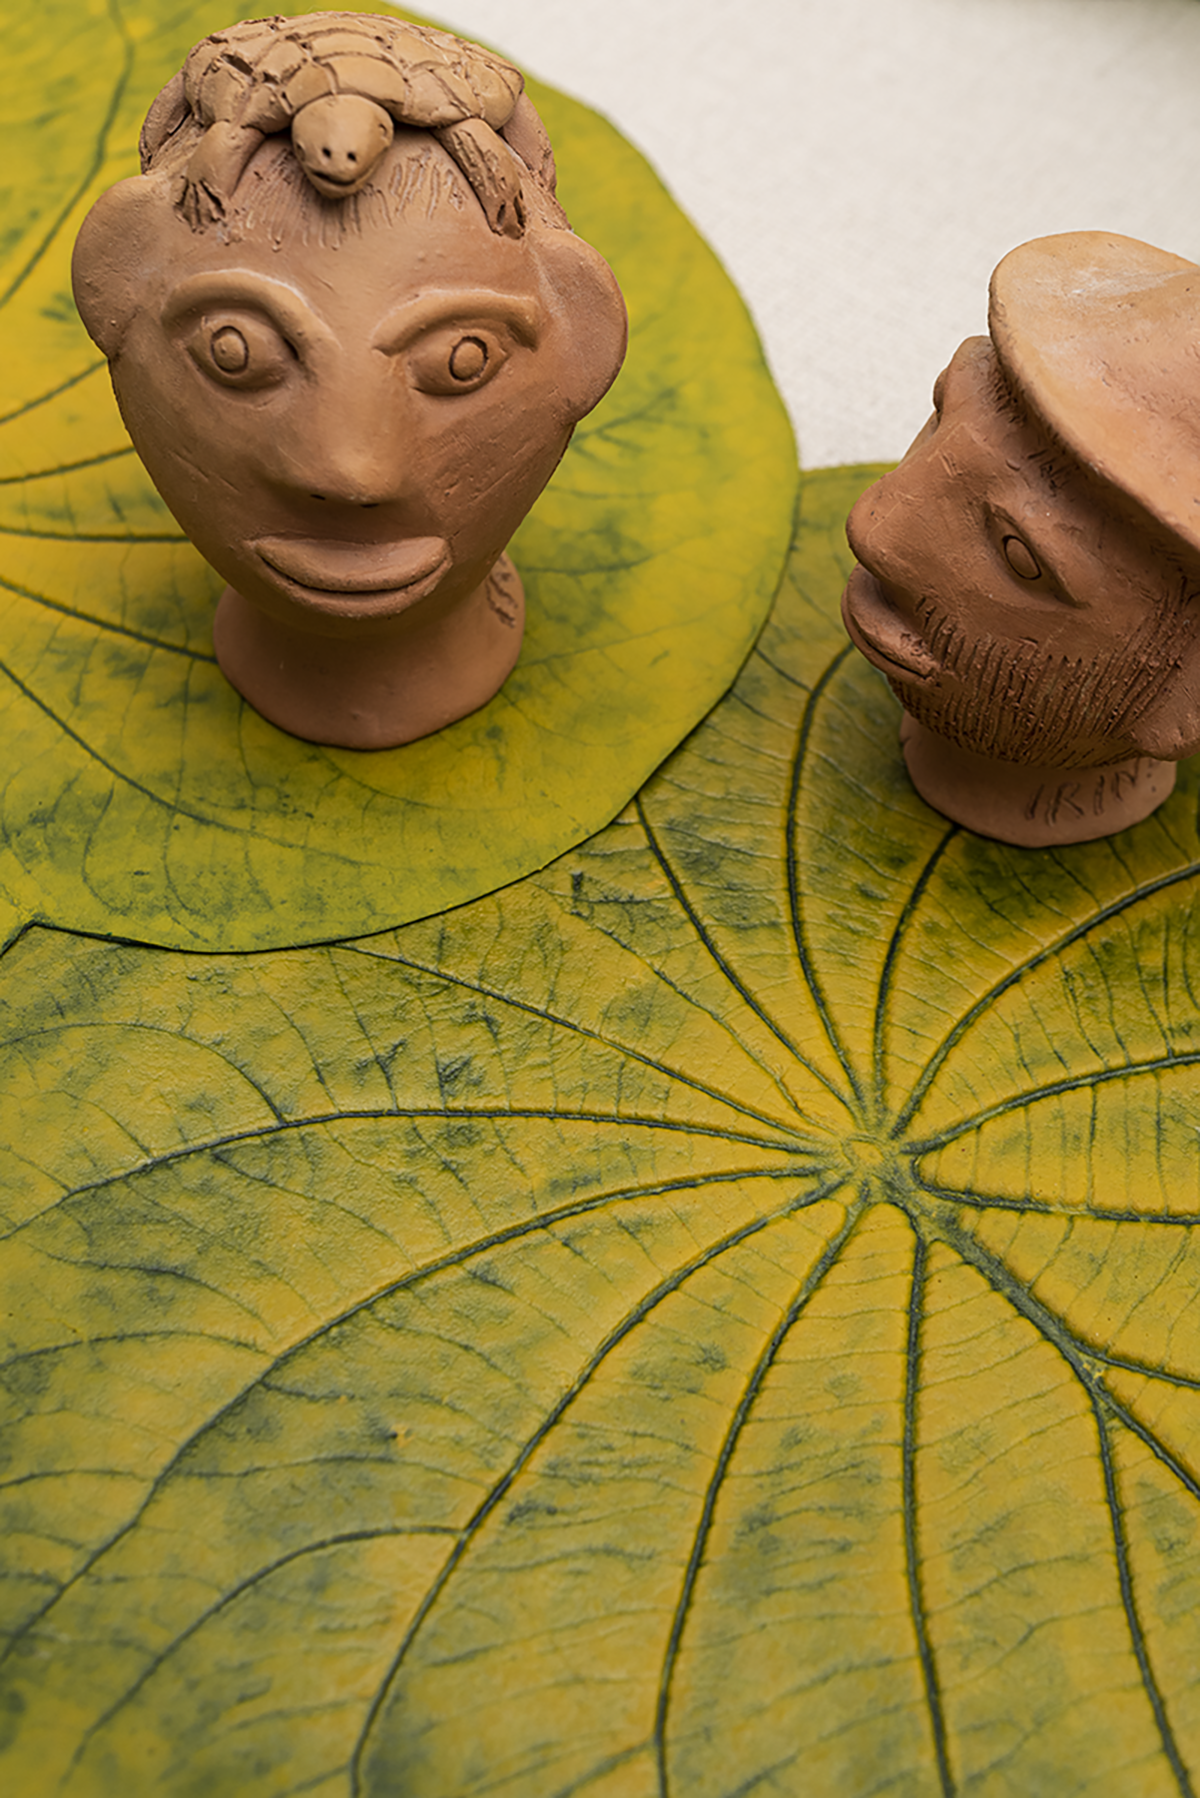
top-left (845, 1134), bottom-right (897, 1177)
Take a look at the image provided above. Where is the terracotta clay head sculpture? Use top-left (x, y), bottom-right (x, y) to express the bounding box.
top-left (71, 13), bottom-right (627, 748)
top-left (842, 232), bottom-right (1200, 846)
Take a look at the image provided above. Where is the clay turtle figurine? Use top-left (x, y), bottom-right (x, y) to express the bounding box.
top-left (143, 10), bottom-right (545, 235)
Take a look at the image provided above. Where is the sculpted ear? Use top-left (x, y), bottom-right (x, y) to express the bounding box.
top-left (534, 229), bottom-right (627, 423)
top-left (71, 175), bottom-right (167, 358)
top-left (1127, 654), bottom-right (1200, 761)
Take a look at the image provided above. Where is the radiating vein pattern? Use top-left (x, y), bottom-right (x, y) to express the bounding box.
top-left (7, 459), bottom-right (1200, 1796)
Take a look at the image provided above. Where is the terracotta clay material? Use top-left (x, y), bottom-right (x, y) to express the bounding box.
top-left (71, 13), bottom-right (626, 749)
top-left (841, 232), bottom-right (1200, 846)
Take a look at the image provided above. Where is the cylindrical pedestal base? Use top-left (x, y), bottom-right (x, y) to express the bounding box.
top-left (213, 556), bottom-right (524, 750)
top-left (900, 715), bottom-right (1176, 846)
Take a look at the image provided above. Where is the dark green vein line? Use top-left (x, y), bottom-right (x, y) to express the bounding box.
top-left (345, 942), bottom-right (819, 1142)
top-left (752, 644), bottom-right (806, 691)
top-left (721, 1751), bottom-right (800, 1798)
top-left (0, 1466), bottom-right (143, 1494)
top-left (892, 860), bottom-right (1200, 1136)
top-left (1099, 1389), bottom-right (1200, 1507)
top-left (1095, 1355), bottom-right (1200, 1393)
top-left (285, 1766), bottom-right (362, 1798)
top-left (0, 917), bottom-right (36, 971)
top-left (0, 359), bottom-right (106, 427)
top-left (872, 823), bottom-right (958, 1112)
top-left (0, 445), bottom-right (134, 485)
top-left (2, 1109), bottom-right (812, 1247)
top-left (1093, 1401), bottom-right (1196, 1798)
top-left (922, 1191), bottom-right (1200, 1776)
top-left (0, 575), bottom-right (214, 664)
top-left (573, 384), bottom-right (681, 439)
top-left (906, 1050), bottom-right (1200, 1156)
top-left (0, 524), bottom-right (183, 543)
top-left (0, 1326), bottom-right (250, 1374)
top-left (0, 675), bottom-right (432, 905)
top-left (904, 1235), bottom-right (954, 1798)
top-left (785, 642), bottom-right (864, 1104)
top-left (66, 1525), bottom-right (460, 1774)
top-left (0, 0), bottom-right (134, 313)
top-left (653, 1208), bottom-right (859, 1797)
top-left (73, 1258), bottom-right (273, 1325)
top-left (0, 653), bottom-right (241, 831)
top-left (912, 1177), bottom-right (1200, 1226)
top-left (515, 552), bottom-right (656, 581)
top-left (544, 1745), bottom-right (649, 1798)
top-left (0, 1165), bottom-right (823, 1676)
top-left (932, 1210), bottom-right (1200, 1513)
top-left (929, 1206), bottom-right (1134, 1371)
top-left (348, 1171), bottom-right (855, 1794)
top-left (326, 957), bottom-right (401, 1109)
top-left (0, 1015), bottom-right (286, 1126)
top-left (633, 793), bottom-right (851, 1110)
top-left (726, 686), bottom-right (799, 737)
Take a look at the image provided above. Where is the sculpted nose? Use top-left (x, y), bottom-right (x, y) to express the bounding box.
top-left (846, 410), bottom-right (941, 570)
top-left (286, 365), bottom-right (409, 509)
top-left (306, 468), bottom-right (390, 508)
top-left (846, 479), bottom-right (895, 567)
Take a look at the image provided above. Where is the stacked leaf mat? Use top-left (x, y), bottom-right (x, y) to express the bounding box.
top-left (5, 5), bottom-right (1200, 1796)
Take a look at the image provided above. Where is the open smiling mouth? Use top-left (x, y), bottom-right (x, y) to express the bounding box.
top-left (254, 535), bottom-right (452, 614)
top-left (840, 563), bottom-right (938, 682)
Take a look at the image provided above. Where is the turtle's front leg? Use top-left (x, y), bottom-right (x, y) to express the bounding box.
top-left (182, 122), bottom-right (265, 226)
top-left (435, 119), bottom-right (526, 237)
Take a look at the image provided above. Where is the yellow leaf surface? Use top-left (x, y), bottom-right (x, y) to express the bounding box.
top-left (0, 0), bottom-right (795, 951)
top-left (5, 465), bottom-right (1200, 1794)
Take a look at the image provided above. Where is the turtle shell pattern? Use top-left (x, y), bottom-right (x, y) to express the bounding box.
top-left (142, 12), bottom-right (552, 237)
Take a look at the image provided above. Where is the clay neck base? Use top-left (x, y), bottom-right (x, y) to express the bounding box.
top-left (213, 555), bottom-right (524, 749)
top-left (899, 714), bottom-right (1175, 846)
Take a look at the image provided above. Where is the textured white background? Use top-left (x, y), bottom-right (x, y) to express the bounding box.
top-left (415, 0), bottom-right (1200, 468)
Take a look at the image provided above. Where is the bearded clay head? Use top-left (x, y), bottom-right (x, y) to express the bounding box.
top-left (842, 232), bottom-right (1200, 846)
top-left (71, 13), bottom-right (627, 749)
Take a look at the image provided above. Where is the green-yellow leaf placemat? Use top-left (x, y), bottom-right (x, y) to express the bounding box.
top-left (6, 463), bottom-right (1200, 1795)
top-left (0, 0), bottom-right (795, 953)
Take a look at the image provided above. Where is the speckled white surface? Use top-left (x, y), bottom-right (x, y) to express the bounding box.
top-left (414, 0), bottom-right (1200, 468)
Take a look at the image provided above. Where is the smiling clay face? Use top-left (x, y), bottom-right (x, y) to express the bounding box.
top-left (73, 116), bottom-right (626, 747)
top-left (111, 138), bottom-right (567, 644)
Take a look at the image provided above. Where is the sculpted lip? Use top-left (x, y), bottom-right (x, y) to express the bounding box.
top-left (840, 563), bottom-right (938, 681)
top-left (254, 534), bottom-right (451, 601)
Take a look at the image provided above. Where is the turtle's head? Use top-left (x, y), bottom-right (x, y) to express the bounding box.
top-left (291, 94), bottom-right (394, 199)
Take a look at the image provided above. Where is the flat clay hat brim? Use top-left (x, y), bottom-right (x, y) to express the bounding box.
top-left (989, 231), bottom-right (1200, 560)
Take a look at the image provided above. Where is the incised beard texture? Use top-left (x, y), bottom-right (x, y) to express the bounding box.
top-left (892, 587), bottom-right (1195, 767)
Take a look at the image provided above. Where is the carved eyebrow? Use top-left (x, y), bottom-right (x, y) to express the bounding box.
top-left (373, 288), bottom-right (541, 355)
top-left (161, 272), bottom-right (336, 357)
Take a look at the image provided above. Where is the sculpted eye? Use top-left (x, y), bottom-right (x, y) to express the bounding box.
top-left (449, 336), bottom-right (488, 382)
top-left (409, 329), bottom-right (508, 396)
top-left (210, 326), bottom-right (248, 373)
top-left (1002, 534), bottom-right (1042, 580)
top-left (186, 312), bottom-right (294, 390)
